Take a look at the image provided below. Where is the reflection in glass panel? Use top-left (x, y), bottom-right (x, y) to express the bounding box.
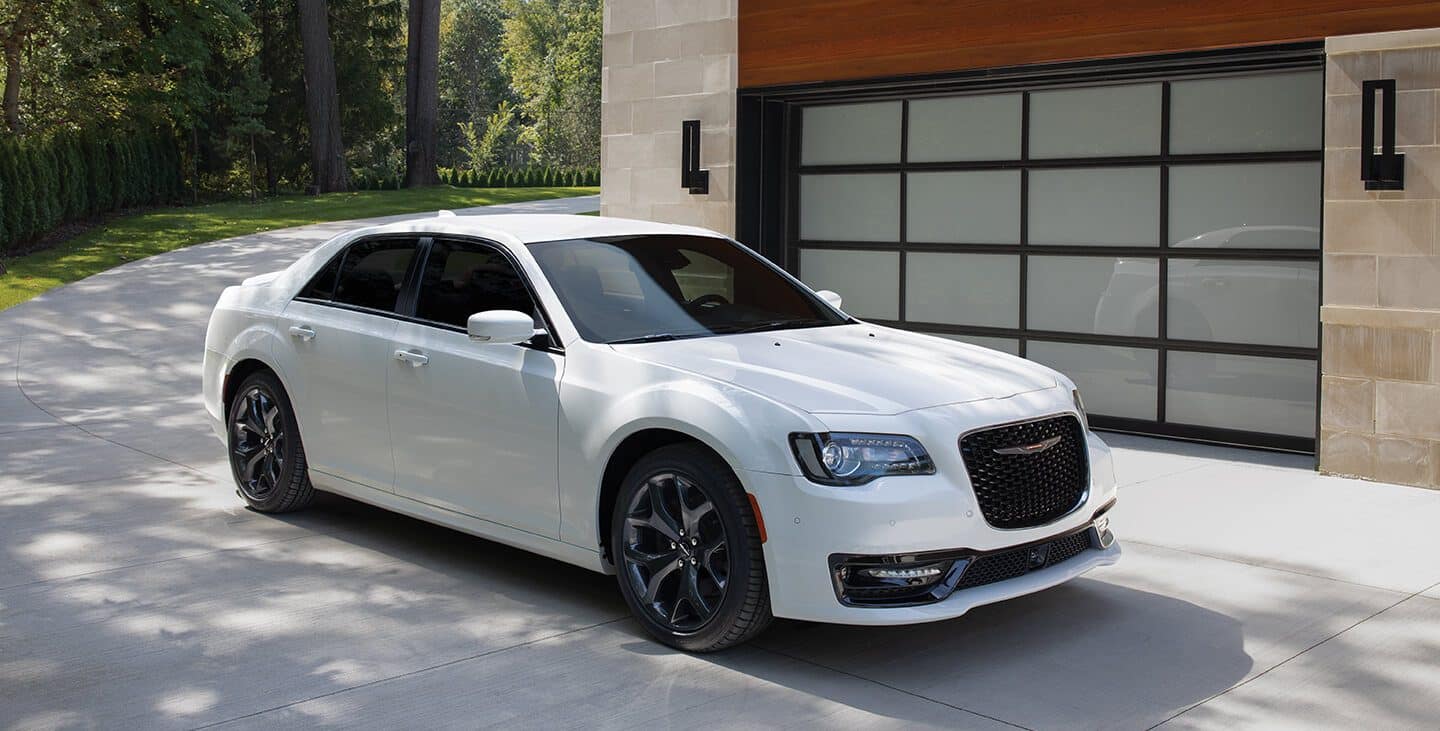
top-left (1028, 256), bottom-right (1158, 337)
top-left (799, 248), bottom-right (899, 321)
top-left (800, 174), bottom-right (900, 242)
top-left (801, 101), bottom-right (902, 165)
top-left (929, 333), bottom-right (1020, 356)
top-left (1170, 162), bottom-right (1320, 249)
top-left (1029, 83), bottom-right (1162, 158)
top-left (907, 171), bottom-right (1021, 244)
top-left (908, 94), bottom-right (1022, 162)
top-left (1170, 70), bottom-right (1323, 154)
top-left (1029, 167), bottom-right (1160, 245)
top-left (1026, 341), bottom-right (1157, 420)
top-left (1167, 352), bottom-right (1316, 437)
top-left (1168, 259), bottom-right (1318, 348)
top-left (905, 252), bottom-right (1019, 328)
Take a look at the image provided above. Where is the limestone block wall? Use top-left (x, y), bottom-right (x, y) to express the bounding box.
top-left (1322, 28), bottom-right (1440, 488)
top-left (600, 0), bottom-right (738, 235)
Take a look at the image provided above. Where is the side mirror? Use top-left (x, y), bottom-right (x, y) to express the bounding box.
top-left (467, 310), bottom-right (535, 345)
top-left (816, 289), bottom-right (843, 309)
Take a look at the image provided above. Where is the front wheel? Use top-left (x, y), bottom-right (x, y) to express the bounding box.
top-left (611, 443), bottom-right (772, 652)
top-left (226, 370), bottom-right (315, 513)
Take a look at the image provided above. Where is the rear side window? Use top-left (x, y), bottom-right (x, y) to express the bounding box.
top-left (331, 239), bottom-right (417, 313)
top-left (414, 240), bottom-right (537, 329)
top-left (298, 253), bottom-right (343, 300)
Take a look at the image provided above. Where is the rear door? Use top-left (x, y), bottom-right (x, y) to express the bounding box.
top-left (277, 236), bottom-right (420, 490)
top-left (386, 238), bottom-right (564, 537)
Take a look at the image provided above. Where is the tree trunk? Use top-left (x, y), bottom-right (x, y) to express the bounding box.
top-left (404, 0), bottom-right (440, 187)
top-left (2, 4), bottom-right (29, 134)
top-left (297, 0), bottom-right (349, 193)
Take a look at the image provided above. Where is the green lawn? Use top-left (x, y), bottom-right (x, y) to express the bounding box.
top-left (0, 186), bottom-right (598, 310)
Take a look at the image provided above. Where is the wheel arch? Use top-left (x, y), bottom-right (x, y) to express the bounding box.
top-left (222, 356), bottom-right (285, 420)
top-left (595, 427), bottom-right (734, 567)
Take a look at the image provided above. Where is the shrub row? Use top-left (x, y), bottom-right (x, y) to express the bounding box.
top-left (434, 166), bottom-right (599, 189)
top-left (0, 131), bottom-right (183, 254)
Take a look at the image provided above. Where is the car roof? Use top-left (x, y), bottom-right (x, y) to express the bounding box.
top-left (352, 213), bottom-right (725, 247)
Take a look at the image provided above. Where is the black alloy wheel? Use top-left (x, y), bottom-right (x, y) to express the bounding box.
top-left (612, 444), bottom-right (772, 652)
top-left (622, 472), bottom-right (730, 631)
top-left (226, 370), bottom-right (314, 513)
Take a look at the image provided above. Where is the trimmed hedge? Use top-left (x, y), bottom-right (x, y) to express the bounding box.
top-left (421, 166), bottom-right (599, 190)
top-left (0, 130), bottom-right (183, 254)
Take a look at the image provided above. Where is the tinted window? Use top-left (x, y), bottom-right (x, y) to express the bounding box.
top-left (415, 240), bottom-right (537, 329)
top-left (332, 239), bottom-right (417, 313)
top-left (527, 234), bottom-right (846, 343)
top-left (298, 253), bottom-right (343, 300)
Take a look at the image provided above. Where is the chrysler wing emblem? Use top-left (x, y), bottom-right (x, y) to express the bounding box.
top-left (994, 435), bottom-right (1062, 456)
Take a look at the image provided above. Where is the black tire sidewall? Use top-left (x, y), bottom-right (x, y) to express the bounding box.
top-left (227, 371), bottom-right (307, 512)
top-left (611, 445), bottom-right (763, 651)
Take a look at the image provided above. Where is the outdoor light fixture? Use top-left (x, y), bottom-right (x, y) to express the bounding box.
top-left (681, 119), bottom-right (709, 194)
top-left (1361, 79), bottom-right (1405, 191)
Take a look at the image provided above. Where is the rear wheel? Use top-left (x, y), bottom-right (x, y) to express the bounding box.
top-left (612, 443), bottom-right (771, 652)
top-left (227, 370), bottom-right (315, 513)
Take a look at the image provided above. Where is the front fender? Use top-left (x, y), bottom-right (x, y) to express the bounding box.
top-left (556, 346), bottom-right (822, 550)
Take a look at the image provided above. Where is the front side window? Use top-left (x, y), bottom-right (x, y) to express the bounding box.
top-left (414, 239), bottom-right (538, 329)
top-left (527, 234), bottom-right (846, 343)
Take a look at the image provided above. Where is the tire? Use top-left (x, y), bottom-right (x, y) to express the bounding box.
top-left (226, 369), bottom-right (315, 514)
top-left (611, 443), bottom-right (772, 652)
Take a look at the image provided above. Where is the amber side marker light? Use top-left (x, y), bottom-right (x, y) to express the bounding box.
top-left (747, 493), bottom-right (767, 543)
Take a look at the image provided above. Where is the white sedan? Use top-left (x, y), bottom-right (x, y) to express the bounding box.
top-left (202, 214), bottom-right (1120, 651)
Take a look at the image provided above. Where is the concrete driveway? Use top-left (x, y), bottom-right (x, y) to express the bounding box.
top-left (3, 194), bottom-right (1439, 729)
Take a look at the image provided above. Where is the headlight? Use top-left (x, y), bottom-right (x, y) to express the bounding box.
top-left (789, 432), bottom-right (935, 486)
top-left (1072, 388), bottom-right (1089, 430)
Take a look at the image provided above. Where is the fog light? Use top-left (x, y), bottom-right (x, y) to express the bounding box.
top-left (1094, 515), bottom-right (1114, 548)
top-left (860, 565), bottom-right (944, 580)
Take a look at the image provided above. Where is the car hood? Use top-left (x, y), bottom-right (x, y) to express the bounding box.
top-left (614, 324), bottom-right (1059, 415)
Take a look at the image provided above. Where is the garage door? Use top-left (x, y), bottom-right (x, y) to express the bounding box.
top-left (790, 64), bottom-right (1321, 451)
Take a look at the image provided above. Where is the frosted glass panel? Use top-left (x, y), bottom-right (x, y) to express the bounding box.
top-left (799, 249), bottom-right (899, 320)
top-left (1169, 162), bottom-right (1321, 249)
top-left (800, 174), bottom-right (899, 242)
top-left (907, 171), bottom-right (1021, 244)
top-left (1029, 167), bottom-right (1160, 245)
top-left (908, 94), bottom-right (1022, 162)
top-left (1168, 259), bottom-right (1318, 348)
top-left (1028, 256), bottom-right (1158, 336)
top-left (1027, 341), bottom-right (1157, 420)
top-left (1030, 83), bottom-right (1162, 158)
top-left (930, 333), bottom-right (1020, 356)
top-left (1167, 352), bottom-right (1317, 437)
top-left (904, 253), bottom-right (1019, 328)
top-left (1170, 71), bottom-right (1323, 153)
top-left (802, 102), bottom-right (902, 165)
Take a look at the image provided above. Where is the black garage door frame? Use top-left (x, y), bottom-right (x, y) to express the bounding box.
top-left (737, 43), bottom-right (1323, 453)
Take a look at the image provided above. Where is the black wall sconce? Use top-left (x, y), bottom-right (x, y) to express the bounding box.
top-left (681, 119), bottom-right (709, 194)
top-left (1361, 79), bottom-right (1405, 191)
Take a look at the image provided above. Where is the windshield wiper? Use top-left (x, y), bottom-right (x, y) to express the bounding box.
top-left (714, 318), bottom-right (835, 335)
top-left (609, 332), bottom-right (691, 344)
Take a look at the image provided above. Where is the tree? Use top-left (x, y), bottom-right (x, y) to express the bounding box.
top-left (404, 0), bottom-right (440, 186)
top-left (438, 0), bottom-right (510, 168)
top-left (457, 99), bottom-right (514, 173)
top-left (500, 0), bottom-right (600, 168)
top-left (297, 0), bottom-right (349, 192)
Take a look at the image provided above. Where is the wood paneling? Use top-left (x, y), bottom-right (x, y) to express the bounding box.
top-left (739, 0), bottom-right (1440, 88)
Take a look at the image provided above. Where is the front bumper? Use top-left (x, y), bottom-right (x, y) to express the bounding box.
top-left (742, 430), bottom-right (1120, 625)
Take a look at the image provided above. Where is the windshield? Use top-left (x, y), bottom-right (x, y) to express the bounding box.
top-left (527, 234), bottom-right (848, 344)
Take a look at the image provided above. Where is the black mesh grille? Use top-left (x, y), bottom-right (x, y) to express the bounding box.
top-left (959, 415), bottom-right (1089, 529)
top-left (954, 529), bottom-right (1095, 591)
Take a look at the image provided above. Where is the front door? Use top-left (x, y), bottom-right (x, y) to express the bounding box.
top-left (386, 238), bottom-right (564, 537)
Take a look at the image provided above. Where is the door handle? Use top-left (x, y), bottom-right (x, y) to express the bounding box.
top-left (394, 349), bottom-right (429, 367)
top-left (289, 325), bottom-right (316, 341)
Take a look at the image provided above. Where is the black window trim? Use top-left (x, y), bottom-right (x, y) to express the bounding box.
top-left (292, 232), bottom-right (565, 355)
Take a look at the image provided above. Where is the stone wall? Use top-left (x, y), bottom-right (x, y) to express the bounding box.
top-left (1322, 28), bottom-right (1440, 488)
top-left (600, 0), bottom-right (737, 234)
